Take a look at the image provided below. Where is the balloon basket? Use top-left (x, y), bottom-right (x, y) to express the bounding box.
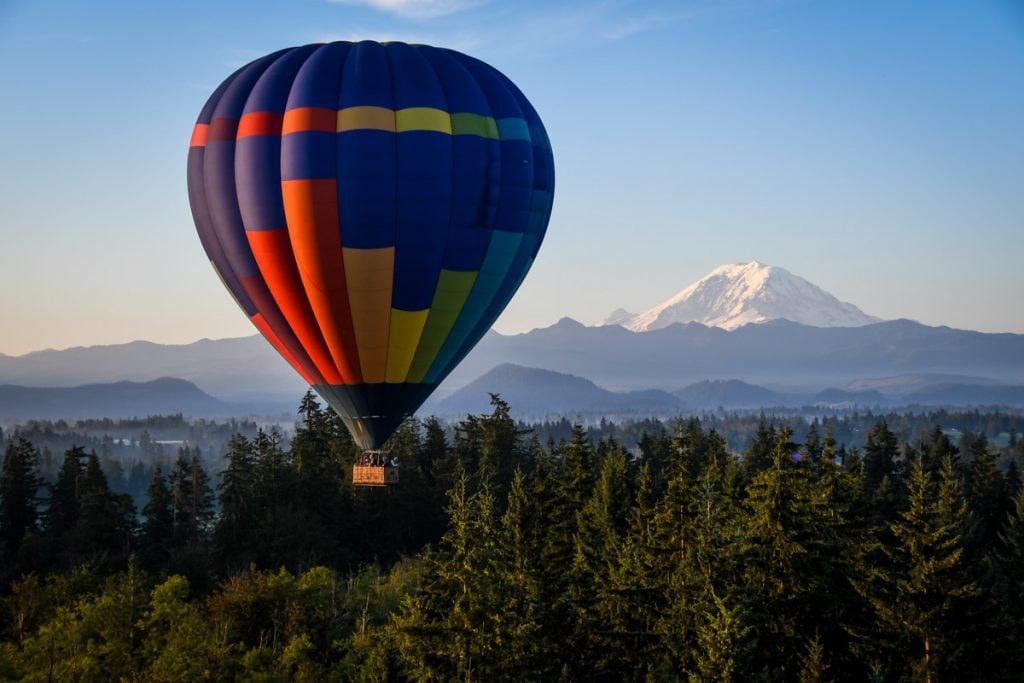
top-left (352, 450), bottom-right (399, 487)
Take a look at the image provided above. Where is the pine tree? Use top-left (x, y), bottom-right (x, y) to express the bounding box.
top-left (737, 430), bottom-right (806, 675)
top-left (161, 449), bottom-right (214, 553)
top-left (674, 455), bottom-right (748, 677)
top-left (420, 415), bottom-right (449, 488)
top-left (531, 424), bottom-right (594, 676)
top-left (394, 469), bottom-right (507, 680)
top-left (737, 426), bottom-right (825, 675)
top-left (610, 463), bottom-right (664, 676)
top-left (477, 393), bottom-right (523, 501)
top-left (215, 434), bottom-right (257, 571)
top-left (672, 417), bottom-right (707, 479)
top-left (996, 487), bottom-right (1024, 659)
top-left (808, 437), bottom-right (873, 677)
top-left (822, 422), bottom-right (839, 464)
top-left (868, 456), bottom-right (986, 681)
top-left (563, 423), bottom-right (595, 513)
top-left (742, 416), bottom-right (776, 477)
top-left (44, 445), bottom-right (87, 538)
top-left (570, 443), bottom-right (631, 678)
top-left (76, 451), bottom-right (135, 567)
top-left (922, 425), bottom-right (958, 476)
top-left (637, 427), bottom-right (673, 492)
top-left (139, 465), bottom-right (173, 571)
top-left (254, 426), bottom-right (319, 569)
top-left (798, 636), bottom-right (828, 683)
top-left (690, 591), bottom-right (749, 681)
top-left (417, 416), bottom-right (452, 540)
top-left (452, 414), bottom-right (484, 490)
top-left (1005, 460), bottom-right (1022, 497)
top-left (0, 438), bottom-right (42, 560)
top-left (804, 419), bottom-right (823, 463)
top-left (526, 443), bottom-right (575, 662)
top-left (169, 455), bottom-right (194, 546)
top-left (495, 470), bottom-right (549, 678)
top-left (863, 420), bottom-right (899, 492)
top-left (253, 428), bottom-right (293, 502)
top-left (187, 453), bottom-right (215, 541)
top-left (966, 436), bottom-right (1010, 558)
top-left (43, 445), bottom-right (137, 570)
top-left (291, 391), bottom-right (339, 504)
top-left (290, 392), bottom-right (349, 566)
top-left (292, 390), bottom-right (330, 468)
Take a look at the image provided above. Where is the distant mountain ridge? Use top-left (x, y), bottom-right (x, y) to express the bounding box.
top-left (429, 364), bottom-right (684, 416)
top-left (0, 336), bottom-right (306, 402)
top-left (428, 365), bottom-right (1024, 416)
top-left (846, 373), bottom-right (1003, 394)
top-left (2, 317), bottom-right (1023, 418)
top-left (673, 379), bottom-right (787, 408)
top-left (442, 317), bottom-right (1024, 394)
top-left (605, 261), bottom-right (880, 331)
top-left (0, 378), bottom-right (231, 422)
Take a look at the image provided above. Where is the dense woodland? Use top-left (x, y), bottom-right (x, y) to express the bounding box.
top-left (4, 407), bottom-right (1021, 508)
top-left (0, 416), bottom-right (263, 510)
top-left (1, 393), bottom-right (1024, 681)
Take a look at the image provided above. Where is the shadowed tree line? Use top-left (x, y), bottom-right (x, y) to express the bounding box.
top-left (0, 416), bottom-right (265, 512)
top-left (1, 393), bottom-right (1024, 680)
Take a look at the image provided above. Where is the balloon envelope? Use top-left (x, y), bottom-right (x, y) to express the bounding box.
top-left (187, 41), bottom-right (554, 450)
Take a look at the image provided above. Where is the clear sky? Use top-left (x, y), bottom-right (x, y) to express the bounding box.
top-left (1, 0), bottom-right (1022, 356)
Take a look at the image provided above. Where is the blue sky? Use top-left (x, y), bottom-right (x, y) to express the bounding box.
top-left (1, 0), bottom-right (1022, 355)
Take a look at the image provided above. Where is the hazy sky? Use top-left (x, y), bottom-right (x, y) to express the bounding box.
top-left (1, 0), bottom-right (1022, 356)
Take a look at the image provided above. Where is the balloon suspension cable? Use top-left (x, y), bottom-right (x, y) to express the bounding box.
top-left (355, 449), bottom-right (399, 468)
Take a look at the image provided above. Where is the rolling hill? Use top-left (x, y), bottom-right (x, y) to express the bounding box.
top-left (430, 364), bottom-right (684, 416)
top-left (0, 378), bottom-right (232, 422)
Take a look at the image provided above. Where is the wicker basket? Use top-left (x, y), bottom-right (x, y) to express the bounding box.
top-left (352, 465), bottom-right (400, 486)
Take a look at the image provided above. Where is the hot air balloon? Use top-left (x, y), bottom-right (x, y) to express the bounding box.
top-left (187, 41), bottom-right (554, 483)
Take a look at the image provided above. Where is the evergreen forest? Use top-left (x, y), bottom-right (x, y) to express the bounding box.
top-left (2, 393), bottom-right (1024, 681)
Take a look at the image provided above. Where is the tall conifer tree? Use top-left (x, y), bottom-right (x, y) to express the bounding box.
top-left (140, 465), bottom-right (173, 570)
top-left (863, 420), bottom-right (899, 492)
top-left (868, 456), bottom-right (986, 680)
top-left (0, 438), bottom-right (42, 560)
top-left (966, 437), bottom-right (1010, 558)
top-left (45, 445), bottom-right (87, 538)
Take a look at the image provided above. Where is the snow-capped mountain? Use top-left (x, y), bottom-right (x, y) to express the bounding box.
top-left (604, 261), bottom-right (881, 332)
top-left (602, 308), bottom-right (638, 327)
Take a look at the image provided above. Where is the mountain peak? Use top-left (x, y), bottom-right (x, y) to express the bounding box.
top-left (602, 308), bottom-right (637, 327)
top-left (607, 261), bottom-right (880, 332)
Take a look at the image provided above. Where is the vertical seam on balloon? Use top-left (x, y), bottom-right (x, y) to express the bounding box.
top-left (243, 44), bottom-right (343, 387)
top-left (331, 47), bottom-right (367, 393)
top-left (380, 45), bottom-right (399, 393)
top-left (290, 46), bottom-right (351, 386)
top-left (443, 74), bottom-right (540, 383)
top-left (203, 52), bottom-right (281, 299)
top-left (423, 50), bottom-right (507, 382)
top-left (205, 50), bottom-right (317, 372)
top-left (432, 70), bottom-right (532, 385)
top-left (327, 42), bottom-right (366, 425)
top-left (441, 67), bottom-right (533, 382)
top-left (414, 45), bottom-right (456, 387)
top-left (490, 75), bottom-right (541, 308)
top-left (195, 70), bottom-right (258, 316)
top-left (506, 73), bottom-right (553, 260)
top-left (336, 43), bottom-right (375, 441)
top-left (227, 49), bottom-right (331, 387)
top-left (404, 46), bottom-right (466, 384)
top-left (191, 76), bottom-right (242, 313)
